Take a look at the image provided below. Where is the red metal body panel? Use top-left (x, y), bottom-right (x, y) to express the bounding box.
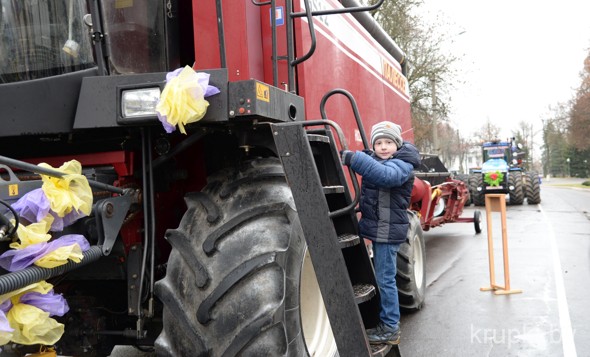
top-left (291, 0), bottom-right (412, 151)
top-left (260, 1), bottom-right (290, 88)
top-left (22, 151), bottom-right (134, 177)
top-left (410, 177), bottom-right (433, 222)
top-left (194, 1), bottom-right (411, 153)
top-left (193, 1), bottom-right (264, 81)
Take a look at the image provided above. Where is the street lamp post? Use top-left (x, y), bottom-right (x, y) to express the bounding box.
top-left (566, 157), bottom-right (570, 177)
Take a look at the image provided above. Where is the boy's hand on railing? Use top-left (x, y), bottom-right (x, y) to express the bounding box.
top-left (340, 150), bottom-right (354, 166)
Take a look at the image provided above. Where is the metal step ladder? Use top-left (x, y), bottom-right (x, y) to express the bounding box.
top-left (270, 120), bottom-right (401, 357)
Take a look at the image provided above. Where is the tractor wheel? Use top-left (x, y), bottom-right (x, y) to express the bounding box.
top-left (397, 211), bottom-right (426, 311)
top-left (455, 174), bottom-right (472, 205)
top-left (508, 171), bottom-right (524, 205)
top-left (525, 172), bottom-right (541, 204)
top-left (455, 173), bottom-right (469, 184)
top-left (474, 210), bottom-right (482, 234)
top-left (154, 158), bottom-right (337, 357)
top-left (470, 174), bottom-right (485, 206)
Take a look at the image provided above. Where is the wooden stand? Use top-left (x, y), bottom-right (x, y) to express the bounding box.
top-left (480, 194), bottom-right (522, 295)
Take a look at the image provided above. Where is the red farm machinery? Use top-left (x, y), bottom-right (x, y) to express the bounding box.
top-left (0, 1), bottom-right (477, 356)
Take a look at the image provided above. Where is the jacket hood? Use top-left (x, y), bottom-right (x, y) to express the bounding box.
top-left (392, 142), bottom-right (421, 168)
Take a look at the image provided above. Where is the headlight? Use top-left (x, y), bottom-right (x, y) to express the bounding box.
top-left (121, 88), bottom-right (161, 118)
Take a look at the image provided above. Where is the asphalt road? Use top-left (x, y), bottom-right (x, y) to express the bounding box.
top-left (399, 177), bottom-right (590, 356)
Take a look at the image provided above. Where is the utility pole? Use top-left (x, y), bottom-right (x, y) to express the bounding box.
top-left (529, 123), bottom-right (535, 171)
top-left (431, 76), bottom-right (438, 153)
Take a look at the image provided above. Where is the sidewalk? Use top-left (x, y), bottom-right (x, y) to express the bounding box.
top-left (543, 177), bottom-right (589, 187)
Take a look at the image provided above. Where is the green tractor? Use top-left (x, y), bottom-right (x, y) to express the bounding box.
top-left (468, 139), bottom-right (541, 206)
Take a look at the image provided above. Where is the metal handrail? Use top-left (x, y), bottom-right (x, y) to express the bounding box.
top-left (215, 0), bottom-right (227, 68)
top-left (291, 0), bottom-right (384, 17)
top-left (320, 88), bottom-right (369, 150)
top-left (252, 0), bottom-right (387, 91)
top-left (297, 120), bottom-right (361, 218)
top-left (290, 0), bottom-right (317, 67)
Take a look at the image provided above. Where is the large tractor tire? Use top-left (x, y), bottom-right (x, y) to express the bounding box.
top-left (508, 171), bottom-right (524, 205)
top-left (470, 174), bottom-right (485, 206)
top-left (154, 158), bottom-right (337, 357)
top-left (455, 174), bottom-right (472, 205)
top-left (525, 172), bottom-right (541, 204)
top-left (397, 211), bottom-right (426, 311)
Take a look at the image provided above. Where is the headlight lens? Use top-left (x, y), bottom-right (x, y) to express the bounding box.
top-left (121, 88), bottom-right (161, 118)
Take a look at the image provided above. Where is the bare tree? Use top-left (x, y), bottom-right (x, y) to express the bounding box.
top-left (370, 0), bottom-right (464, 151)
top-left (542, 103), bottom-right (570, 176)
top-left (475, 119), bottom-right (501, 143)
top-left (568, 50), bottom-right (590, 151)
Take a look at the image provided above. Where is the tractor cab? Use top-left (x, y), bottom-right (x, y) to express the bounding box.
top-left (469, 139), bottom-right (531, 206)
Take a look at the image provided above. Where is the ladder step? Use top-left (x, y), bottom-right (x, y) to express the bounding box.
top-left (371, 344), bottom-right (401, 357)
top-left (306, 133), bottom-right (331, 143)
top-left (353, 284), bottom-right (376, 304)
top-left (323, 185), bottom-right (345, 194)
top-left (338, 233), bottom-right (360, 248)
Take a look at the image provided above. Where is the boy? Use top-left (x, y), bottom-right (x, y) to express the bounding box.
top-left (341, 121), bottom-right (421, 345)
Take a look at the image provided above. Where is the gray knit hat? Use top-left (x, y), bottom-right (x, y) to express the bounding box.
top-left (370, 121), bottom-right (403, 149)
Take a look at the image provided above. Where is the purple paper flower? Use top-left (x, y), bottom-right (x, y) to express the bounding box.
top-left (0, 300), bottom-right (12, 314)
top-left (11, 189), bottom-right (88, 231)
top-left (0, 235), bottom-right (90, 272)
top-left (11, 189), bottom-right (50, 224)
top-left (0, 300), bottom-right (14, 334)
top-left (20, 291), bottom-right (69, 317)
top-left (157, 113), bottom-right (176, 133)
top-left (0, 311), bottom-right (13, 334)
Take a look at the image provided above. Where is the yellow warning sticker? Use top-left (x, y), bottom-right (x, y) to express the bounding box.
top-left (8, 184), bottom-right (18, 196)
top-left (256, 82), bottom-right (270, 102)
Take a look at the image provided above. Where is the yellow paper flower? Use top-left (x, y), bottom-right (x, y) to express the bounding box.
top-left (38, 160), bottom-right (92, 218)
top-left (7, 304), bottom-right (64, 345)
top-left (0, 281), bottom-right (54, 304)
top-left (35, 243), bottom-right (84, 269)
top-left (0, 282), bottom-right (64, 346)
top-left (10, 216), bottom-right (53, 249)
top-left (156, 65), bottom-right (210, 134)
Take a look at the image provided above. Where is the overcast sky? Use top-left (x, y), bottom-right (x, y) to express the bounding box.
top-left (420, 0), bottom-right (590, 145)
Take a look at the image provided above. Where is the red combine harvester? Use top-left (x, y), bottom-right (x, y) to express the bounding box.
top-left (0, 1), bottom-right (477, 356)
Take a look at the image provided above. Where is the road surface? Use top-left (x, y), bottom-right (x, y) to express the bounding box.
top-left (399, 177), bottom-right (590, 356)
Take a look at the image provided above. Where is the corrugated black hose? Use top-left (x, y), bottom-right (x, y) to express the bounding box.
top-left (0, 245), bottom-right (104, 295)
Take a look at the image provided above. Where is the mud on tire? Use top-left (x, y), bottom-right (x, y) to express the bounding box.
top-left (154, 158), bottom-right (335, 357)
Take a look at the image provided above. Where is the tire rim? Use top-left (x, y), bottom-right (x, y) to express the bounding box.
top-left (413, 233), bottom-right (425, 289)
top-left (432, 197), bottom-right (445, 217)
top-left (300, 250), bottom-right (337, 356)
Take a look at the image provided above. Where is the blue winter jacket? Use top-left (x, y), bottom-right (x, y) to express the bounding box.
top-left (349, 142), bottom-right (421, 244)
